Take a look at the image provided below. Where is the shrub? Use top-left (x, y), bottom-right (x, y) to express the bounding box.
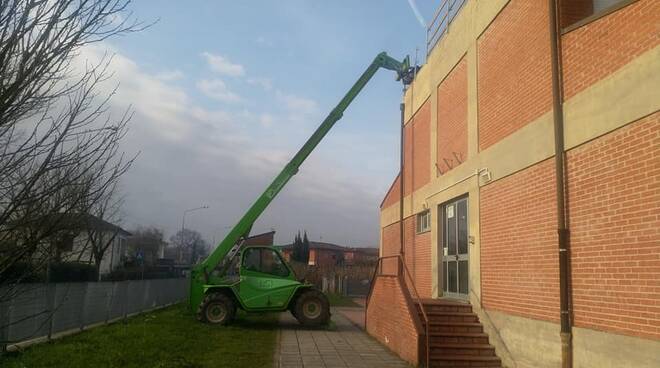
top-left (1, 262), bottom-right (46, 283)
top-left (49, 262), bottom-right (98, 282)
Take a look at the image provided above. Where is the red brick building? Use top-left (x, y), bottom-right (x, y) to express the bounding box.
top-left (367, 1), bottom-right (659, 367)
top-left (280, 241), bottom-right (378, 267)
top-left (243, 230), bottom-right (275, 246)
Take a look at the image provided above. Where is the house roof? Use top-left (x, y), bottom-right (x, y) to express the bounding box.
top-left (245, 230), bottom-right (276, 241)
top-left (43, 213), bottom-right (131, 236)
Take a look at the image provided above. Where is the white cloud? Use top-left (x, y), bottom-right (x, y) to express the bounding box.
top-left (196, 78), bottom-right (242, 103)
top-left (247, 77), bottom-right (273, 91)
top-left (259, 113), bottom-right (274, 128)
top-left (155, 70), bottom-right (184, 81)
top-left (201, 52), bottom-right (245, 77)
top-left (75, 44), bottom-right (192, 141)
top-left (276, 90), bottom-right (318, 115)
top-left (256, 36), bottom-right (274, 47)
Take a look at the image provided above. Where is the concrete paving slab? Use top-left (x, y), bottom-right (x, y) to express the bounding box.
top-left (275, 308), bottom-right (410, 368)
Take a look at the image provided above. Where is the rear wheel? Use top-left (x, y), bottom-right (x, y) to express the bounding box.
top-left (197, 292), bottom-right (236, 325)
top-left (293, 290), bottom-right (330, 326)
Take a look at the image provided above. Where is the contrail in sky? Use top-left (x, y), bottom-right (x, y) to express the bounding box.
top-left (406, 0), bottom-right (427, 28)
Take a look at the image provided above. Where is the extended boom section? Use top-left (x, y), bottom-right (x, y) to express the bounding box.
top-left (190, 52), bottom-right (412, 311)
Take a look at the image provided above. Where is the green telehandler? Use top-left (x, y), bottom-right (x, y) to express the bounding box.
top-left (189, 52), bottom-right (415, 326)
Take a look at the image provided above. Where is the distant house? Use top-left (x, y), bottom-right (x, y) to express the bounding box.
top-left (280, 241), bottom-right (378, 267)
top-left (49, 213), bottom-right (131, 275)
top-left (244, 230), bottom-right (275, 246)
top-left (343, 246), bottom-right (378, 265)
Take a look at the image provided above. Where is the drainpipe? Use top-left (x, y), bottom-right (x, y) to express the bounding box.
top-left (399, 102), bottom-right (405, 275)
top-left (548, 1), bottom-right (572, 367)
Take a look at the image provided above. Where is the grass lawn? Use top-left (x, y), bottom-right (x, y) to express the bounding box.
top-left (326, 293), bottom-right (361, 307)
top-left (0, 304), bottom-right (278, 368)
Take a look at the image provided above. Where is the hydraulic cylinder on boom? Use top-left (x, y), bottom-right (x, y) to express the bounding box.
top-left (189, 52), bottom-right (415, 326)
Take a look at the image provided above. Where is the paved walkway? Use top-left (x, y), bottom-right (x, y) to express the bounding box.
top-left (333, 307), bottom-right (365, 329)
top-left (276, 309), bottom-right (409, 368)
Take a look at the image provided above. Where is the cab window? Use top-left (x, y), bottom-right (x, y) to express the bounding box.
top-left (242, 248), bottom-right (289, 277)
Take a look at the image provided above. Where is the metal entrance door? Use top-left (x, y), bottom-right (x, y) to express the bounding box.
top-left (441, 197), bottom-right (469, 298)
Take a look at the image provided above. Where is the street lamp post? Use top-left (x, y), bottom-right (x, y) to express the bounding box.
top-left (181, 205), bottom-right (209, 265)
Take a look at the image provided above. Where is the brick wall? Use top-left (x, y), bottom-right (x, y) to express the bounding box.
top-left (403, 99), bottom-right (431, 196)
top-left (366, 276), bottom-right (420, 365)
top-left (381, 221), bottom-right (400, 275)
top-left (382, 221), bottom-right (401, 257)
top-left (412, 218), bottom-right (432, 298)
top-left (562, 0), bottom-right (660, 99)
top-left (437, 56), bottom-right (468, 175)
top-left (383, 98), bottom-right (431, 204)
top-left (412, 100), bottom-right (431, 192)
top-left (403, 216), bottom-right (415, 278)
top-left (478, 0), bottom-right (553, 150)
top-left (382, 216), bottom-right (433, 298)
top-left (480, 159), bottom-right (559, 322)
top-left (403, 123), bottom-right (413, 197)
top-left (381, 174), bottom-right (401, 209)
top-left (567, 112), bottom-right (660, 339)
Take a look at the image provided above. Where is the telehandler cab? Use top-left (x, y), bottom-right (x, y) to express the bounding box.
top-left (190, 52), bottom-right (414, 326)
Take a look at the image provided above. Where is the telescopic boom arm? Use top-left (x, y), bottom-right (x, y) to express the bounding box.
top-left (192, 52), bottom-right (412, 284)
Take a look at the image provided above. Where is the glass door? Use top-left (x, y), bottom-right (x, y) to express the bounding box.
top-left (441, 197), bottom-right (469, 299)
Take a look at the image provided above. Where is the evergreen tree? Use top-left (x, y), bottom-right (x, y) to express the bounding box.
top-left (302, 231), bottom-right (310, 264)
top-left (292, 231), bottom-right (303, 262)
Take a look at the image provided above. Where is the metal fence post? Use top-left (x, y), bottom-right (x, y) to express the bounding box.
top-left (142, 280), bottom-right (150, 313)
top-left (105, 282), bottom-right (115, 324)
top-left (78, 283), bottom-right (88, 331)
top-left (122, 280), bottom-right (129, 322)
top-left (46, 283), bottom-right (55, 341)
top-left (0, 293), bottom-right (11, 354)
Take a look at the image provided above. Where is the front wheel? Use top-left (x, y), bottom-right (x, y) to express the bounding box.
top-left (197, 292), bottom-right (236, 325)
top-left (293, 290), bottom-right (330, 326)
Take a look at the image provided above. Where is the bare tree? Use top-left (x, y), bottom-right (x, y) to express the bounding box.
top-left (0, 0), bottom-right (146, 304)
top-left (81, 177), bottom-right (126, 280)
top-left (169, 229), bottom-right (209, 265)
top-left (127, 226), bottom-right (166, 266)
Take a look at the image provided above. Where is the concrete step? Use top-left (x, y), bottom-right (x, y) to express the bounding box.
top-left (424, 321), bottom-right (484, 333)
top-left (430, 332), bottom-right (490, 344)
top-left (430, 343), bottom-right (496, 356)
top-left (416, 299), bottom-right (473, 313)
top-left (419, 311), bottom-right (480, 323)
top-left (430, 354), bottom-right (502, 367)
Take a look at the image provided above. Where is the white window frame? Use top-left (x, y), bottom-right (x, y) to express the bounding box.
top-left (416, 210), bottom-right (431, 234)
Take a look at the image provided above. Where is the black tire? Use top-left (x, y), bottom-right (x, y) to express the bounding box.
top-left (196, 292), bottom-right (236, 325)
top-left (293, 290), bottom-right (330, 326)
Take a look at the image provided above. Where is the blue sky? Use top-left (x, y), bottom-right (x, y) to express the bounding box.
top-left (100, 1), bottom-right (439, 247)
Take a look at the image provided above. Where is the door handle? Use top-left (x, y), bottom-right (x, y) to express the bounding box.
top-left (455, 255), bottom-right (459, 261)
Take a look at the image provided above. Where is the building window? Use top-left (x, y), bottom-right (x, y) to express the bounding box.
top-left (416, 210), bottom-right (431, 234)
top-left (562, 0), bottom-right (630, 29)
top-left (55, 233), bottom-right (75, 252)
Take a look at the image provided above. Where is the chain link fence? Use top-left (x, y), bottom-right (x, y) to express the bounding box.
top-left (0, 278), bottom-right (188, 351)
